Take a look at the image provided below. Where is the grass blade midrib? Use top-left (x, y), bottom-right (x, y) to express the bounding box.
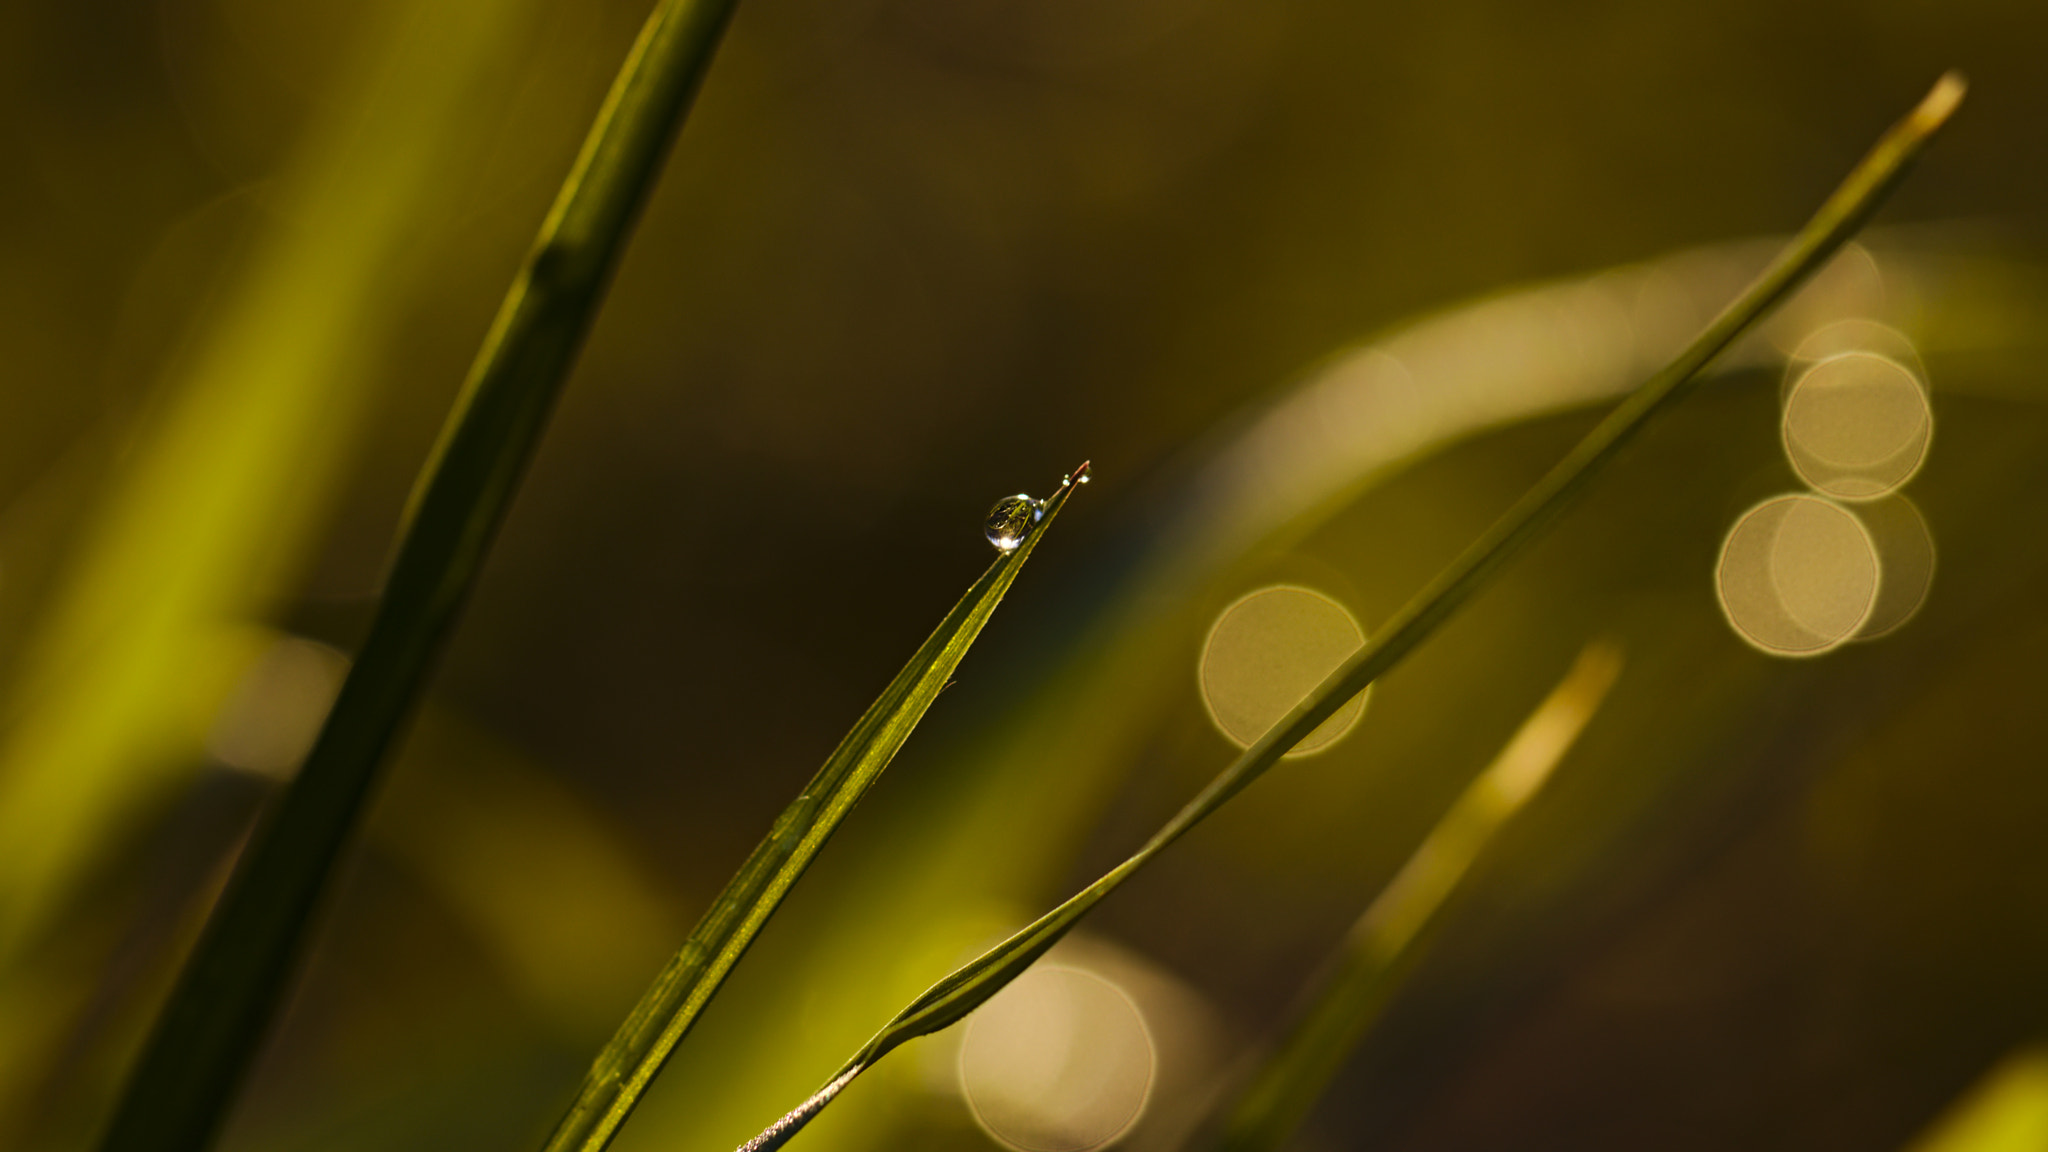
top-left (543, 467), bottom-right (1090, 1152)
top-left (729, 70), bottom-right (1965, 1152)
top-left (95, 3), bottom-right (745, 1152)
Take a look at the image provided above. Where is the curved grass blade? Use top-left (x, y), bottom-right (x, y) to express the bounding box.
top-left (1212, 642), bottom-right (1623, 1152)
top-left (730, 71), bottom-right (1967, 1152)
top-left (95, 3), bottom-right (746, 1151)
top-left (542, 464), bottom-right (1091, 1152)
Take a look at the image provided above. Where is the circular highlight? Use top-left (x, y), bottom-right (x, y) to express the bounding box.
top-left (959, 966), bottom-right (1157, 1152)
top-left (1764, 242), bottom-right (1886, 355)
top-left (1199, 586), bottom-right (1367, 756)
top-left (208, 636), bottom-right (350, 778)
top-left (1781, 352), bottom-right (1931, 501)
top-left (1784, 318), bottom-right (1927, 385)
top-left (1716, 494), bottom-right (1880, 657)
top-left (1853, 494), bottom-right (1936, 641)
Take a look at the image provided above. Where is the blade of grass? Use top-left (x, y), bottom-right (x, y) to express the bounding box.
top-left (541, 465), bottom-right (1091, 1152)
top-left (95, 3), bottom-right (746, 1151)
top-left (729, 71), bottom-right (1966, 1152)
top-left (1212, 642), bottom-right (1622, 1152)
top-left (0, 0), bottom-right (548, 972)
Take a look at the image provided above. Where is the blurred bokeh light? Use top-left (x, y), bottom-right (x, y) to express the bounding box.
top-left (1716, 494), bottom-right (1880, 656)
top-left (958, 965), bottom-right (1155, 1152)
top-left (1782, 351), bottom-right (1933, 500)
top-left (1198, 586), bottom-right (1366, 755)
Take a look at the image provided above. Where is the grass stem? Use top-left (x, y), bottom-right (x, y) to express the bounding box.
top-left (95, 3), bottom-right (744, 1151)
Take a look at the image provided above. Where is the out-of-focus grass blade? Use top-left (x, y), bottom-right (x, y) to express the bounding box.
top-left (542, 465), bottom-right (1091, 1152)
top-left (728, 71), bottom-right (1965, 1152)
top-left (1906, 1047), bottom-right (2048, 1152)
top-left (0, 0), bottom-right (547, 972)
top-left (1212, 642), bottom-right (1622, 1152)
top-left (95, 3), bottom-right (745, 1152)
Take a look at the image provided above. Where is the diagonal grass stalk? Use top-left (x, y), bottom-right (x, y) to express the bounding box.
top-left (96, 2), bottom-right (745, 1151)
top-left (729, 71), bottom-right (1966, 1152)
top-left (1213, 641), bottom-right (1623, 1152)
top-left (540, 465), bottom-right (1090, 1152)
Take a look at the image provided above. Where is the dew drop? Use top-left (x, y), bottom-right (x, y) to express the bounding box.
top-left (986, 495), bottom-right (1038, 552)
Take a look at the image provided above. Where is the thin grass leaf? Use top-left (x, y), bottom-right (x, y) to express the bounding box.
top-left (1212, 641), bottom-right (1623, 1152)
top-left (95, 3), bottom-right (746, 1151)
top-left (730, 71), bottom-right (1966, 1152)
top-left (542, 464), bottom-right (1091, 1152)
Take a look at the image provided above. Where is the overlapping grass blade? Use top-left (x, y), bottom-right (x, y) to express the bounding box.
top-left (729, 71), bottom-right (1966, 1152)
top-left (541, 465), bottom-right (1090, 1152)
top-left (95, 3), bottom-right (745, 1151)
top-left (1212, 642), bottom-right (1622, 1152)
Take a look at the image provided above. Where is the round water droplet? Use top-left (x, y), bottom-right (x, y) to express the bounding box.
top-left (986, 495), bottom-right (1037, 552)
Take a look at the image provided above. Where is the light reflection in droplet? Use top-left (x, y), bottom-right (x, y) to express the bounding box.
top-left (1716, 495), bottom-right (1880, 657)
top-left (958, 965), bottom-right (1157, 1152)
top-left (1198, 586), bottom-right (1366, 756)
top-left (207, 635), bottom-right (350, 777)
top-left (986, 494), bottom-right (1040, 552)
top-left (1852, 493), bottom-right (1936, 641)
top-left (1781, 351), bottom-right (1932, 501)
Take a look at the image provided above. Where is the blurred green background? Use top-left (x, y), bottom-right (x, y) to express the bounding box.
top-left (4, 1), bottom-right (2048, 1151)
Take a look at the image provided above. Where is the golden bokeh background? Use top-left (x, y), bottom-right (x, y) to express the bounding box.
top-left (5, 2), bottom-right (2048, 1151)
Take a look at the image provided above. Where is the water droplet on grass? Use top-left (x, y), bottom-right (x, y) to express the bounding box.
top-left (986, 495), bottom-right (1040, 552)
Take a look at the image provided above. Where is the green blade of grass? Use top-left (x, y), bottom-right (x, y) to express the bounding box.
top-left (541, 464), bottom-right (1091, 1152)
top-left (729, 71), bottom-right (1966, 1152)
top-left (1213, 642), bottom-right (1622, 1152)
top-left (95, 3), bottom-right (745, 1151)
